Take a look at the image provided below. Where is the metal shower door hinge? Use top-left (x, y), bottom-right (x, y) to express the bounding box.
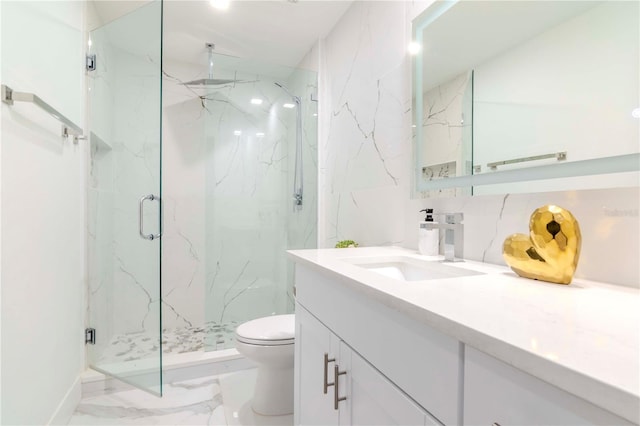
top-left (86, 54), bottom-right (96, 72)
top-left (85, 328), bottom-right (96, 345)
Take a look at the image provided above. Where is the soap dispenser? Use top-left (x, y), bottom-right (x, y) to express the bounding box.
top-left (418, 208), bottom-right (439, 256)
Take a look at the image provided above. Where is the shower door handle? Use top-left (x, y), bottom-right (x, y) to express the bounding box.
top-left (139, 194), bottom-right (162, 241)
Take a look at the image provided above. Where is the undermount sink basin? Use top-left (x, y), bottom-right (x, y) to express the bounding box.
top-left (342, 255), bottom-right (485, 282)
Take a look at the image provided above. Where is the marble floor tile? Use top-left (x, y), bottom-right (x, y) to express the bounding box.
top-left (68, 369), bottom-right (292, 426)
top-left (69, 375), bottom-right (226, 425)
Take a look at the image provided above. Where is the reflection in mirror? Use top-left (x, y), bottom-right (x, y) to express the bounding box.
top-left (413, 1), bottom-right (639, 197)
top-left (421, 70), bottom-right (473, 197)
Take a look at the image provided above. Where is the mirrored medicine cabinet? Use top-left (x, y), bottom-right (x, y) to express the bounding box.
top-left (412, 0), bottom-right (640, 197)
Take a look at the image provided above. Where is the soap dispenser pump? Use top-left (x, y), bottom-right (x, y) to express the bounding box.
top-left (418, 208), bottom-right (439, 256)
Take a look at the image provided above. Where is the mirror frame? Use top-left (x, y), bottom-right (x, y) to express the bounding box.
top-left (412, 0), bottom-right (640, 195)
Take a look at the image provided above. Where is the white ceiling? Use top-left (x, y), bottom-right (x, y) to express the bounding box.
top-left (90, 0), bottom-right (352, 71)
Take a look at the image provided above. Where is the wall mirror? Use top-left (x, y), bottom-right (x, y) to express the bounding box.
top-left (412, 0), bottom-right (639, 197)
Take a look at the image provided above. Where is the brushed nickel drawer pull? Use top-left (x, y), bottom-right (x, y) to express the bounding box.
top-left (323, 353), bottom-right (335, 394)
top-left (334, 364), bottom-right (347, 410)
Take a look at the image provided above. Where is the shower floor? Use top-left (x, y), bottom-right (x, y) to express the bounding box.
top-left (97, 321), bottom-right (239, 365)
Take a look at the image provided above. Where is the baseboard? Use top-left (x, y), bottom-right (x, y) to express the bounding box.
top-left (47, 376), bottom-right (81, 425)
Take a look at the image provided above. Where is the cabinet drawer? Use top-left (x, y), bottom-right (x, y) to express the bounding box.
top-left (296, 265), bottom-right (461, 425)
top-left (342, 343), bottom-right (442, 426)
top-left (463, 347), bottom-right (632, 426)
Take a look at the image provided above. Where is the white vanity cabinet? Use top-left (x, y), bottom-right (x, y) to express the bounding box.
top-left (294, 265), bottom-right (462, 426)
top-left (295, 304), bottom-right (340, 425)
top-left (295, 304), bottom-right (439, 426)
top-left (289, 248), bottom-right (639, 426)
top-left (464, 347), bottom-right (633, 426)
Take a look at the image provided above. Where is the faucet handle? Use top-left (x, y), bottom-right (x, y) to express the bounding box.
top-left (444, 212), bottom-right (463, 224)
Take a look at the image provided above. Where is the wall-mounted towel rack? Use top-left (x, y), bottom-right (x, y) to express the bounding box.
top-left (1, 84), bottom-right (83, 143)
top-left (487, 151), bottom-right (566, 170)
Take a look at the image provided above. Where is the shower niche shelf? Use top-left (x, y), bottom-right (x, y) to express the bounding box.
top-left (89, 131), bottom-right (114, 192)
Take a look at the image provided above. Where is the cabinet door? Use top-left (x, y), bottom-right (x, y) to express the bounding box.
top-left (295, 304), bottom-right (340, 426)
top-left (296, 265), bottom-right (461, 425)
top-left (464, 347), bottom-right (632, 426)
top-left (340, 342), bottom-right (439, 426)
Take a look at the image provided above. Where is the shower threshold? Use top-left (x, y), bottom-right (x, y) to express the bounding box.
top-left (83, 348), bottom-right (252, 398)
top-left (84, 321), bottom-right (251, 397)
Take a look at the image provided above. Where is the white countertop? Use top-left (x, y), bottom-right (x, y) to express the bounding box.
top-left (288, 246), bottom-right (640, 423)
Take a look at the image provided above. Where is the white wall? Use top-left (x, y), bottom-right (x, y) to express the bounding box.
top-left (319, 1), bottom-right (639, 287)
top-left (0, 1), bottom-right (85, 424)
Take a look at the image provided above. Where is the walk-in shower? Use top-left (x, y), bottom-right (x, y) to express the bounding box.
top-left (86, 0), bottom-right (318, 396)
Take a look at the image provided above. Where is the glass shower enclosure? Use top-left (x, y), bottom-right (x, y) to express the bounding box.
top-left (161, 50), bottom-right (318, 352)
top-left (86, 1), bottom-right (163, 395)
top-left (86, 0), bottom-right (318, 395)
top-left (199, 57), bottom-right (318, 350)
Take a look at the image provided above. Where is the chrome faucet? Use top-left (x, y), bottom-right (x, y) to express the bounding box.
top-left (422, 213), bottom-right (464, 262)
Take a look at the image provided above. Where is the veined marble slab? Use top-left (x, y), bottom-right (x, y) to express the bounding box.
top-left (68, 369), bottom-right (292, 426)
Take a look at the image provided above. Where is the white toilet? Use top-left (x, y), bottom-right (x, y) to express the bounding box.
top-left (235, 314), bottom-right (295, 416)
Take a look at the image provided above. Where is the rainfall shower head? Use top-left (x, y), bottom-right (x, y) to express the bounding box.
top-left (183, 77), bottom-right (239, 86)
top-left (183, 43), bottom-right (242, 87)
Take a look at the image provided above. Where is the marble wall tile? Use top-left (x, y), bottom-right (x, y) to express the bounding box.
top-left (285, 46), bottom-right (320, 310)
top-left (109, 47), bottom-right (162, 337)
top-left (161, 56), bottom-right (319, 349)
top-left (319, 1), bottom-right (412, 248)
top-left (87, 24), bottom-right (163, 365)
top-left (202, 78), bottom-right (293, 344)
top-left (406, 187), bottom-right (640, 287)
top-left (162, 96), bottom-right (207, 330)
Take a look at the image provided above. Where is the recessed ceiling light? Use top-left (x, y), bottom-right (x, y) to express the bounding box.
top-left (251, 98), bottom-right (263, 105)
top-left (312, 113), bottom-right (318, 117)
top-left (233, 130), bottom-right (242, 136)
top-left (283, 103), bottom-right (295, 109)
top-left (210, 0), bottom-right (230, 10)
top-left (632, 107), bottom-right (640, 118)
top-left (407, 42), bottom-right (421, 55)
top-left (256, 132), bottom-right (265, 137)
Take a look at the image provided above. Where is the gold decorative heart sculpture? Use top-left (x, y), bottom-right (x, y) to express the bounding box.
top-left (503, 205), bottom-right (581, 285)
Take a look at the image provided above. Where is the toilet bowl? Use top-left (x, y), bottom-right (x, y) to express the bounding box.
top-left (235, 314), bottom-right (295, 416)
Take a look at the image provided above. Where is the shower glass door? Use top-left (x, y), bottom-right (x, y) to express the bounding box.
top-left (201, 55), bottom-right (318, 350)
top-left (86, 0), bottom-right (163, 395)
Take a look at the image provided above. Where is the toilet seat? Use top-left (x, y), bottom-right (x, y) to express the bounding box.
top-left (235, 314), bottom-right (295, 346)
top-left (236, 335), bottom-right (294, 346)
